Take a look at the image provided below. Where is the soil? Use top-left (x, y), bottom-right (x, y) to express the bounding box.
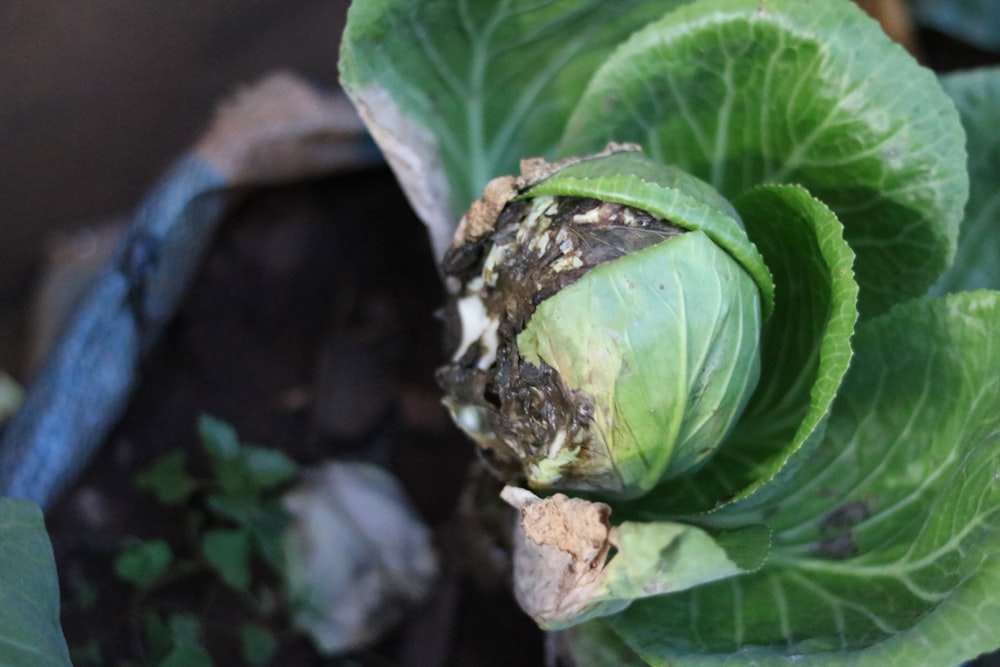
top-left (45, 168), bottom-right (546, 666)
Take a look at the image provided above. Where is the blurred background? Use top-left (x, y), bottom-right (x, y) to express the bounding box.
top-left (0, 1), bottom-right (350, 374)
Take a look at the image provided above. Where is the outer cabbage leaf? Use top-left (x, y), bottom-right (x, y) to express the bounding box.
top-left (933, 67), bottom-right (1000, 294)
top-left (0, 499), bottom-right (72, 667)
top-left (521, 151), bottom-right (774, 315)
top-left (570, 291), bottom-right (1000, 666)
top-left (339, 0), bottom-right (685, 257)
top-left (623, 185), bottom-right (857, 516)
top-left (560, 0), bottom-right (967, 318)
top-left (502, 487), bottom-right (769, 629)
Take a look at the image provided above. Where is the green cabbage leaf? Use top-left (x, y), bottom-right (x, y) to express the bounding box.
top-left (341, 0), bottom-right (1000, 663)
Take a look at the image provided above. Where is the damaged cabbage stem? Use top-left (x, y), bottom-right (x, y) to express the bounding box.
top-left (438, 144), bottom-right (771, 499)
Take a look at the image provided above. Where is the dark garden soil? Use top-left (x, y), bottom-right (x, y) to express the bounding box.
top-left (46, 168), bottom-right (546, 666)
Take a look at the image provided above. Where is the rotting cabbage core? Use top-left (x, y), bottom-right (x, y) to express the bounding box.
top-left (437, 193), bottom-right (685, 491)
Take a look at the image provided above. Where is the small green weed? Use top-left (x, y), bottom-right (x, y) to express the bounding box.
top-left (99, 415), bottom-right (298, 667)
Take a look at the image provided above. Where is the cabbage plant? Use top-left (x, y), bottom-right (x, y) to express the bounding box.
top-left (437, 146), bottom-right (773, 500)
top-left (339, 0), bottom-right (1000, 664)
